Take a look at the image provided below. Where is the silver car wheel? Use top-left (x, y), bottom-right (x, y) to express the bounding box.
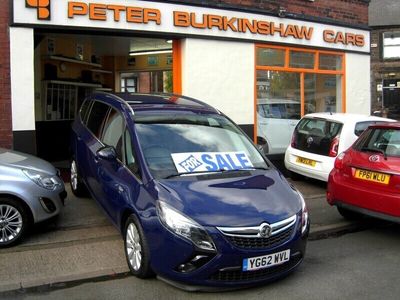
top-left (126, 223), bottom-right (142, 271)
top-left (70, 160), bottom-right (78, 191)
top-left (0, 204), bottom-right (23, 243)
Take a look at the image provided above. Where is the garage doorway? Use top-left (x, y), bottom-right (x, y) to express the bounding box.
top-left (34, 33), bottom-right (174, 163)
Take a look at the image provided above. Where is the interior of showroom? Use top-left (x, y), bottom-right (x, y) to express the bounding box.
top-left (33, 32), bottom-right (175, 161)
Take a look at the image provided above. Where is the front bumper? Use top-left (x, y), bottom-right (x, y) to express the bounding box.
top-left (27, 181), bottom-right (66, 223)
top-left (146, 212), bottom-right (309, 289)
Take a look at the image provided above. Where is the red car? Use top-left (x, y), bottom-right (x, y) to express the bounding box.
top-left (327, 122), bottom-right (400, 222)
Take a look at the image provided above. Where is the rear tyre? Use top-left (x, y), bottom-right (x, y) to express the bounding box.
top-left (0, 198), bottom-right (29, 248)
top-left (337, 207), bottom-right (362, 220)
top-left (289, 171), bottom-right (303, 181)
top-left (70, 159), bottom-right (87, 197)
top-left (124, 214), bottom-right (153, 278)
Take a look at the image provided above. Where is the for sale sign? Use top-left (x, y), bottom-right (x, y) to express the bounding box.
top-left (171, 152), bottom-right (254, 174)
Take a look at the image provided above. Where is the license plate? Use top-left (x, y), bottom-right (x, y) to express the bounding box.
top-left (354, 169), bottom-right (390, 185)
top-left (296, 156), bottom-right (316, 167)
top-left (242, 249), bottom-right (290, 271)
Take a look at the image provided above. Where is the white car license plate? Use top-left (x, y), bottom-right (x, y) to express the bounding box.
top-left (242, 249), bottom-right (290, 271)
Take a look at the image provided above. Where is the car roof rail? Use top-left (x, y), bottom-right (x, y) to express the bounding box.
top-left (92, 91), bottom-right (220, 115)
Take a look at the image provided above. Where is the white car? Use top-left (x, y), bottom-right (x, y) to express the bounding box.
top-left (284, 113), bottom-right (395, 182)
top-left (256, 99), bottom-right (301, 154)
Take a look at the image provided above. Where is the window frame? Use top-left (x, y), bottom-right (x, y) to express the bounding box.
top-left (254, 44), bottom-right (345, 143)
top-left (382, 31), bottom-right (400, 60)
top-left (101, 107), bottom-right (126, 162)
top-left (86, 100), bottom-right (111, 140)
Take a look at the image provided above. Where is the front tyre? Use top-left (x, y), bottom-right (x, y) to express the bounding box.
top-left (124, 214), bottom-right (153, 278)
top-left (0, 198), bottom-right (29, 248)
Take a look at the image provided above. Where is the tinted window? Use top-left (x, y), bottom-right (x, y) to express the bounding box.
top-left (355, 121), bottom-right (390, 137)
top-left (80, 99), bottom-right (91, 124)
top-left (124, 129), bottom-right (141, 178)
top-left (102, 108), bottom-right (124, 161)
top-left (86, 101), bottom-right (109, 139)
top-left (355, 128), bottom-right (400, 157)
top-left (257, 103), bottom-right (300, 119)
top-left (292, 118), bottom-right (343, 156)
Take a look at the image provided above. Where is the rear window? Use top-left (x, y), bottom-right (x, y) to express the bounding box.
top-left (354, 128), bottom-right (400, 157)
top-left (292, 118), bottom-right (343, 156)
top-left (354, 121), bottom-right (390, 137)
top-left (86, 101), bottom-right (110, 139)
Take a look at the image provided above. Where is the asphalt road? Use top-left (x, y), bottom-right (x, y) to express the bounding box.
top-left (3, 224), bottom-right (399, 300)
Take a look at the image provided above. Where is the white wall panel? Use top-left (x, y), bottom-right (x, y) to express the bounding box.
top-left (181, 39), bottom-right (254, 125)
top-left (10, 27), bottom-right (35, 131)
top-left (345, 53), bottom-right (371, 115)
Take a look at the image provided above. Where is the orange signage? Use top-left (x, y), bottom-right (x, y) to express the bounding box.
top-left (173, 11), bottom-right (313, 39)
top-left (323, 30), bottom-right (365, 47)
top-left (24, 0), bottom-right (366, 48)
top-left (26, 0), bottom-right (51, 20)
top-left (68, 2), bottom-right (161, 24)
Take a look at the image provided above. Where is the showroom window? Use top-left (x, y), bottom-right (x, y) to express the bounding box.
top-left (255, 45), bottom-right (345, 154)
top-left (383, 31), bottom-right (400, 60)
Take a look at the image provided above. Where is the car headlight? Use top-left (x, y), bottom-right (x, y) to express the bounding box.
top-left (156, 201), bottom-right (216, 252)
top-left (298, 191), bottom-right (309, 235)
top-left (22, 169), bottom-right (61, 191)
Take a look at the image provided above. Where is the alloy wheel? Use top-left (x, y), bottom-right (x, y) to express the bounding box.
top-left (126, 222), bottom-right (142, 271)
top-left (0, 204), bottom-right (23, 244)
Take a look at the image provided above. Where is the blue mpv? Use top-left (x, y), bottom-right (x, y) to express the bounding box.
top-left (70, 92), bottom-right (309, 290)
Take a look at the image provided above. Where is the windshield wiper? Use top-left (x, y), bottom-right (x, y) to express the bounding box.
top-left (164, 169), bottom-right (225, 179)
top-left (163, 167), bottom-right (269, 179)
top-left (361, 147), bottom-right (387, 160)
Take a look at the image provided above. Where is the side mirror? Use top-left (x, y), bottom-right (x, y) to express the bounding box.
top-left (96, 146), bottom-right (117, 161)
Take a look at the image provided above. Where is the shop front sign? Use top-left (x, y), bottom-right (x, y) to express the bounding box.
top-left (14, 0), bottom-right (369, 53)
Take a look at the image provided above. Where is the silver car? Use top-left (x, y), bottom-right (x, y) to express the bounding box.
top-left (0, 148), bottom-right (66, 247)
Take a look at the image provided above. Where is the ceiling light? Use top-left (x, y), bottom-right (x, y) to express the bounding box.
top-left (129, 49), bottom-right (172, 56)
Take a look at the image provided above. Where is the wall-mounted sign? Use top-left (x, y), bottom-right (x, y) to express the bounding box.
top-left (13, 0), bottom-right (370, 53)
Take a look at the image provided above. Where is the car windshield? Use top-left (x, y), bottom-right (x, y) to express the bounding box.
top-left (134, 113), bottom-right (269, 179)
top-left (354, 127), bottom-right (400, 158)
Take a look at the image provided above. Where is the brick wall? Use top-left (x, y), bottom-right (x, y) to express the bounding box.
top-left (0, 0), bottom-right (12, 149)
top-left (160, 0), bottom-right (370, 26)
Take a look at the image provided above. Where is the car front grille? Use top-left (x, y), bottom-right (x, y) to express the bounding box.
top-left (209, 253), bottom-right (302, 282)
top-left (217, 214), bottom-right (297, 250)
top-left (224, 226), bottom-right (294, 249)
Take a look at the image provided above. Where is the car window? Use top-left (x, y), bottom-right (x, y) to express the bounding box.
top-left (355, 128), bottom-right (400, 157)
top-left (292, 118), bottom-right (343, 156)
top-left (286, 104), bottom-right (301, 119)
top-left (86, 101), bottom-right (110, 139)
top-left (124, 129), bottom-right (141, 178)
top-left (258, 103), bottom-right (300, 120)
top-left (102, 108), bottom-right (124, 161)
top-left (134, 113), bottom-right (269, 179)
top-left (80, 99), bottom-right (91, 124)
top-left (354, 121), bottom-right (389, 137)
